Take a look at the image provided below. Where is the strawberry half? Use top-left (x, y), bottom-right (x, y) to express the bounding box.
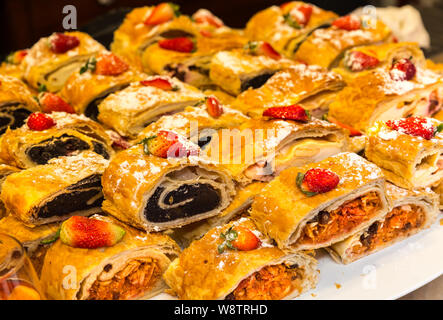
top-left (39, 92), bottom-right (75, 114)
top-left (49, 33), bottom-right (80, 54)
top-left (324, 115), bottom-right (362, 137)
top-left (297, 168), bottom-right (340, 196)
top-left (158, 37), bottom-right (195, 53)
top-left (140, 77), bottom-right (179, 91)
top-left (386, 117), bottom-right (441, 140)
top-left (95, 52), bottom-right (129, 76)
top-left (144, 2), bottom-right (180, 26)
top-left (389, 58), bottom-right (416, 81)
top-left (290, 4), bottom-right (313, 26)
top-left (263, 105), bottom-right (310, 122)
top-left (141, 130), bottom-right (198, 158)
top-left (346, 51), bottom-right (380, 72)
top-left (60, 216), bottom-right (125, 249)
top-left (5, 50), bottom-right (28, 65)
top-left (206, 96), bottom-right (223, 118)
top-left (218, 226), bottom-right (260, 253)
top-left (332, 15), bottom-right (361, 31)
top-left (27, 112), bottom-right (56, 131)
top-left (245, 41), bottom-right (281, 60)
top-left (193, 9), bottom-right (224, 28)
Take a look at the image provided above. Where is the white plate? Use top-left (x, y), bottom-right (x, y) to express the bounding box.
top-left (152, 218), bottom-right (443, 300)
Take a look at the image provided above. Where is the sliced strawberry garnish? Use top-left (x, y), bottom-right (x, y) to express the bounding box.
top-left (325, 115), bottom-right (362, 137)
top-left (49, 33), bottom-right (80, 54)
top-left (218, 226), bottom-right (261, 253)
top-left (346, 51), bottom-right (380, 72)
top-left (95, 52), bottom-right (129, 76)
top-left (206, 96), bottom-right (223, 118)
top-left (246, 41), bottom-right (281, 60)
top-left (27, 112), bottom-right (56, 131)
top-left (193, 9), bottom-right (224, 28)
top-left (140, 77), bottom-right (179, 91)
top-left (158, 37), bottom-right (195, 53)
top-left (389, 58), bottom-right (416, 81)
top-left (263, 105), bottom-right (310, 122)
top-left (332, 15), bottom-right (361, 31)
top-left (39, 92), bottom-right (75, 114)
top-left (140, 130), bottom-right (198, 158)
top-left (297, 168), bottom-right (340, 196)
top-left (5, 50), bottom-right (28, 64)
top-left (60, 216), bottom-right (125, 249)
top-left (144, 2), bottom-right (180, 26)
top-left (386, 117), bottom-right (441, 140)
top-left (290, 4), bottom-right (313, 26)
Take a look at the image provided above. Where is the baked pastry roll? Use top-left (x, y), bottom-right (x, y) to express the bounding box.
top-left (231, 64), bottom-right (345, 119)
top-left (60, 53), bottom-right (143, 119)
top-left (137, 104), bottom-right (249, 148)
top-left (327, 183), bottom-right (439, 264)
top-left (164, 217), bottom-right (318, 300)
top-left (294, 16), bottom-right (392, 69)
top-left (0, 75), bottom-right (40, 135)
top-left (0, 215), bottom-right (59, 275)
top-left (101, 144), bottom-right (236, 232)
top-left (365, 118), bottom-right (443, 189)
top-left (245, 2), bottom-right (338, 57)
top-left (328, 69), bottom-right (443, 133)
top-left (334, 42), bottom-right (426, 81)
top-left (250, 152), bottom-right (390, 250)
top-left (209, 49), bottom-right (293, 96)
top-left (40, 215), bottom-right (180, 300)
top-left (0, 163), bottom-right (20, 218)
top-left (205, 118), bottom-right (348, 184)
top-left (0, 112), bottom-right (113, 168)
top-left (111, 6), bottom-right (198, 71)
top-left (23, 32), bottom-right (105, 92)
top-left (1, 151), bottom-right (109, 227)
top-left (97, 76), bottom-right (205, 138)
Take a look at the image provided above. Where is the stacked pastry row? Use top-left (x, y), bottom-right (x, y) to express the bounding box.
top-left (0, 1), bottom-right (441, 300)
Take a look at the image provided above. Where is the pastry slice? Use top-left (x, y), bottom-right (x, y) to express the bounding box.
top-left (97, 76), bottom-right (205, 138)
top-left (0, 75), bottom-right (40, 135)
top-left (40, 215), bottom-right (180, 300)
top-left (231, 64), bottom-right (345, 119)
top-left (1, 151), bottom-right (109, 227)
top-left (0, 112), bottom-right (113, 168)
top-left (365, 117), bottom-right (443, 189)
top-left (164, 217), bottom-right (318, 300)
top-left (327, 183), bottom-right (439, 264)
top-left (0, 163), bottom-right (20, 218)
top-left (250, 152), bottom-right (390, 250)
top-left (23, 31), bottom-right (105, 92)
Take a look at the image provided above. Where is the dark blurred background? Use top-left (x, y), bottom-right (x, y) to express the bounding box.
top-left (1, 0), bottom-right (442, 57)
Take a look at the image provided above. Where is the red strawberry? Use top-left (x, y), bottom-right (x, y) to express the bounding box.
top-left (325, 115), bottom-right (362, 137)
top-left (39, 92), bottom-right (75, 114)
top-left (231, 227), bottom-right (261, 251)
top-left (95, 52), bottom-right (129, 76)
top-left (332, 15), bottom-right (361, 31)
top-left (289, 4), bottom-right (313, 26)
top-left (206, 96), bottom-right (223, 118)
top-left (297, 168), bottom-right (340, 196)
top-left (6, 50), bottom-right (28, 64)
top-left (158, 37), bottom-right (195, 53)
top-left (193, 9), bottom-right (224, 28)
top-left (386, 117), bottom-right (439, 140)
top-left (49, 33), bottom-right (80, 54)
top-left (144, 3), bottom-right (180, 26)
top-left (346, 51), bottom-right (380, 72)
top-left (390, 58), bottom-right (416, 81)
top-left (27, 112), bottom-right (56, 131)
top-left (60, 216), bottom-right (125, 249)
top-left (263, 105), bottom-right (310, 122)
top-left (141, 130), bottom-right (198, 158)
top-left (245, 41), bottom-right (282, 60)
top-left (140, 77), bottom-right (178, 91)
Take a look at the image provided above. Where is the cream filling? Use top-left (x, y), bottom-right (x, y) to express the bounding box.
top-left (46, 61), bottom-right (88, 92)
top-left (412, 153), bottom-right (443, 187)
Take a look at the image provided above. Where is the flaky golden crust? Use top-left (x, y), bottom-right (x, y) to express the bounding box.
top-left (0, 163), bottom-right (21, 218)
top-left (231, 64), bottom-right (344, 118)
top-left (164, 218), bottom-right (318, 300)
top-left (250, 152), bottom-right (390, 249)
top-left (101, 145), bottom-right (236, 231)
top-left (365, 119), bottom-right (443, 189)
top-left (245, 3), bottom-right (337, 57)
top-left (1, 152), bottom-right (109, 226)
top-left (0, 112), bottom-right (113, 168)
top-left (328, 183), bottom-right (439, 264)
top-left (294, 19), bottom-right (392, 68)
top-left (40, 215), bottom-right (180, 300)
top-left (0, 75), bottom-right (40, 111)
top-left (23, 32), bottom-right (105, 92)
top-left (432, 180), bottom-right (443, 209)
